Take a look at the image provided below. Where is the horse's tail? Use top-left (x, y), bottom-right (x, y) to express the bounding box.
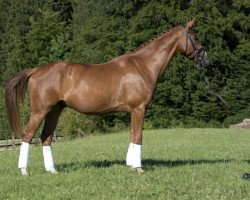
top-left (5, 68), bottom-right (38, 138)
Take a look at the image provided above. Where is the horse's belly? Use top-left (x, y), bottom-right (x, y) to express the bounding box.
top-left (64, 90), bottom-right (120, 114)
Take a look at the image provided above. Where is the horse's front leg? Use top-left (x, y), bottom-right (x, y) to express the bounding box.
top-left (126, 106), bottom-right (145, 173)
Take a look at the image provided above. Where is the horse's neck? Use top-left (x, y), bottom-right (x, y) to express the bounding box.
top-left (134, 30), bottom-right (180, 82)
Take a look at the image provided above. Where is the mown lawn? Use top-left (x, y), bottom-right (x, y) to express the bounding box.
top-left (0, 129), bottom-right (250, 199)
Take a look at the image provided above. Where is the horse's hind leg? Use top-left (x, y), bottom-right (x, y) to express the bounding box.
top-left (41, 104), bottom-right (63, 174)
top-left (19, 109), bottom-right (50, 176)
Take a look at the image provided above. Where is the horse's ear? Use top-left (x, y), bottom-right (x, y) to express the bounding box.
top-left (186, 18), bottom-right (195, 30)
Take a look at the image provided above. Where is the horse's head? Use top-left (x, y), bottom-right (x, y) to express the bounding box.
top-left (179, 19), bottom-right (209, 68)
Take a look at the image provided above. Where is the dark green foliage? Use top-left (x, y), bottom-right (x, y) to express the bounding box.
top-left (0, 0), bottom-right (249, 138)
top-left (26, 9), bottom-right (66, 65)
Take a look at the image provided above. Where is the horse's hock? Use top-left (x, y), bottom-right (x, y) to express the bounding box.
top-left (229, 119), bottom-right (250, 129)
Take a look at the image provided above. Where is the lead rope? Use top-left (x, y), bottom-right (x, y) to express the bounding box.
top-left (197, 66), bottom-right (229, 107)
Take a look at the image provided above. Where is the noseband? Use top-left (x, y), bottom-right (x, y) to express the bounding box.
top-left (185, 29), bottom-right (206, 65)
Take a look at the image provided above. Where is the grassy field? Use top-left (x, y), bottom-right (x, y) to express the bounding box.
top-left (1, 128), bottom-right (250, 199)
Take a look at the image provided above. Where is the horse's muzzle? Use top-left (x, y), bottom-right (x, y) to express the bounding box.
top-left (199, 56), bottom-right (209, 68)
top-left (196, 50), bottom-right (209, 68)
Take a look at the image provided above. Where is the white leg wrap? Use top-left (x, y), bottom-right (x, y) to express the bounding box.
top-left (18, 142), bottom-right (30, 169)
top-left (43, 146), bottom-right (55, 171)
top-left (133, 143), bottom-right (142, 168)
top-left (126, 143), bottom-right (142, 168)
top-left (126, 143), bottom-right (133, 166)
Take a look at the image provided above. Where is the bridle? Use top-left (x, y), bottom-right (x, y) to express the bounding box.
top-left (185, 28), bottom-right (229, 107)
top-left (185, 29), bottom-right (206, 67)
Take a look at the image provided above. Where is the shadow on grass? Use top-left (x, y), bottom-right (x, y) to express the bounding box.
top-left (142, 158), bottom-right (233, 171)
top-left (56, 158), bottom-right (233, 172)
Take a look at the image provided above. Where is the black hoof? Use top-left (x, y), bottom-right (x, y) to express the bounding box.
top-left (242, 173), bottom-right (250, 180)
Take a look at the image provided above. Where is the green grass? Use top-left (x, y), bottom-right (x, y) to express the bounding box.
top-left (1, 129), bottom-right (250, 199)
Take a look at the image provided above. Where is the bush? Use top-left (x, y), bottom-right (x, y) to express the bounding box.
top-left (223, 107), bottom-right (250, 128)
top-left (56, 109), bottom-right (97, 138)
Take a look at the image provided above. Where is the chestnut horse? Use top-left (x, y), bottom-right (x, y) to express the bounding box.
top-left (5, 19), bottom-right (209, 175)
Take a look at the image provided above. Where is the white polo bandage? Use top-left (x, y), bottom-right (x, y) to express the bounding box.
top-left (126, 143), bottom-right (142, 168)
top-left (18, 142), bottom-right (30, 169)
top-left (126, 143), bottom-right (133, 166)
top-left (43, 146), bottom-right (55, 171)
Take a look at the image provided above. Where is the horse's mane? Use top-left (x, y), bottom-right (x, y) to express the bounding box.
top-left (127, 27), bottom-right (176, 54)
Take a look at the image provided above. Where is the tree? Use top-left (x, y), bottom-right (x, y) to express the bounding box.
top-left (26, 9), bottom-right (66, 66)
top-left (0, 0), bottom-right (249, 138)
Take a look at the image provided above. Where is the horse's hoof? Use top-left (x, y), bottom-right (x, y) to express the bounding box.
top-left (20, 168), bottom-right (28, 176)
top-left (242, 173), bottom-right (250, 180)
top-left (132, 167), bottom-right (145, 173)
top-left (46, 169), bottom-right (59, 174)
